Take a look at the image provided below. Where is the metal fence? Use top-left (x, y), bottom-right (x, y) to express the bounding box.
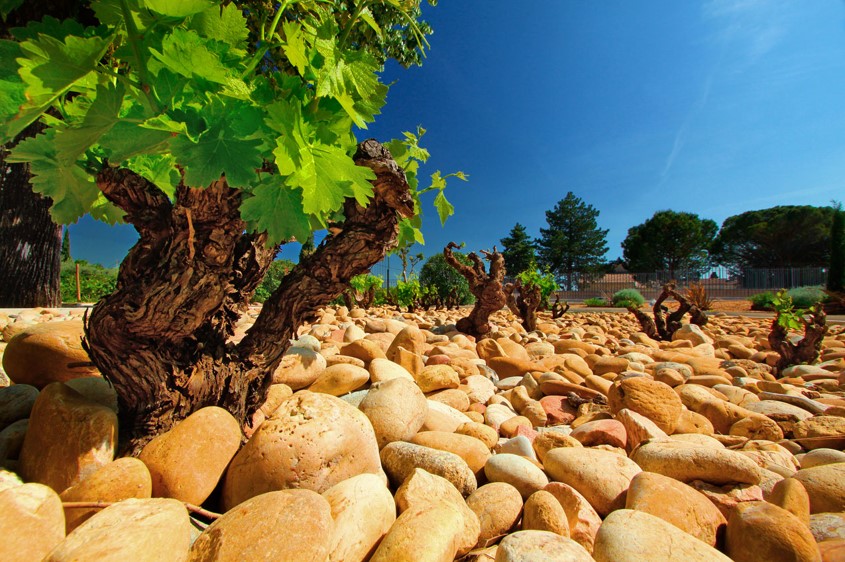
top-left (368, 259), bottom-right (827, 301)
top-left (553, 266), bottom-right (828, 300)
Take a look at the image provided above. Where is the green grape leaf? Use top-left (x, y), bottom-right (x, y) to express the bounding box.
top-left (240, 177), bottom-right (311, 245)
top-left (89, 194), bottom-right (125, 225)
top-left (429, 170), bottom-right (446, 190)
top-left (3, 32), bottom-right (111, 143)
top-left (149, 28), bottom-right (233, 85)
top-left (287, 143), bottom-right (375, 217)
top-left (397, 217), bottom-right (425, 247)
top-left (126, 153), bottom-right (180, 200)
top-left (0, 0), bottom-right (24, 19)
top-left (190, 3), bottom-right (248, 52)
top-left (54, 82), bottom-right (125, 163)
top-left (142, 0), bottom-right (213, 18)
top-left (282, 21), bottom-right (309, 76)
top-left (313, 27), bottom-right (386, 128)
top-left (0, 40), bottom-right (25, 121)
top-left (433, 190), bottom-right (454, 226)
top-left (9, 15), bottom-right (87, 41)
top-left (170, 101), bottom-right (263, 188)
top-left (358, 7), bottom-right (382, 35)
top-left (7, 131), bottom-right (100, 224)
top-left (99, 120), bottom-right (171, 163)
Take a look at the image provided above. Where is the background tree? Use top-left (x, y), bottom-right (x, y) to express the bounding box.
top-left (394, 245), bottom-right (425, 282)
top-left (622, 210), bottom-right (717, 276)
top-left (1, 0), bottom-right (457, 452)
top-left (827, 201), bottom-right (844, 293)
top-left (60, 228), bottom-right (71, 262)
top-left (499, 222), bottom-right (536, 275)
top-left (419, 252), bottom-right (473, 306)
top-left (710, 205), bottom-right (833, 271)
top-left (536, 192), bottom-right (608, 290)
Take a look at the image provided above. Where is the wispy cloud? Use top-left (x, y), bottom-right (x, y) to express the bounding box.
top-left (659, 71), bottom-right (716, 182)
top-left (702, 0), bottom-right (790, 65)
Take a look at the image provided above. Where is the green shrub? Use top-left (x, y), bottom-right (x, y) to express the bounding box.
top-left (394, 278), bottom-right (422, 309)
top-left (787, 286), bottom-right (825, 309)
top-left (750, 288), bottom-right (824, 311)
top-left (584, 297), bottom-right (607, 307)
top-left (253, 260), bottom-right (295, 303)
top-left (60, 260), bottom-right (118, 303)
top-left (612, 288), bottom-right (645, 308)
top-left (749, 292), bottom-right (775, 310)
top-left (420, 253), bottom-right (474, 305)
top-left (349, 273), bottom-right (383, 293)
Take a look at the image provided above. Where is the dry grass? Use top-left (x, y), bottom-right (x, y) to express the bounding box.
top-left (685, 282), bottom-right (715, 311)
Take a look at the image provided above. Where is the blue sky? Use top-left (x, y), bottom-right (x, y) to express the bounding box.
top-left (70, 1), bottom-right (845, 268)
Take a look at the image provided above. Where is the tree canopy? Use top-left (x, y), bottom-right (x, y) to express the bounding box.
top-left (710, 205), bottom-right (833, 271)
top-left (499, 222), bottom-right (536, 275)
top-left (419, 251), bottom-right (473, 305)
top-left (536, 192), bottom-right (608, 290)
top-left (622, 210), bottom-right (717, 275)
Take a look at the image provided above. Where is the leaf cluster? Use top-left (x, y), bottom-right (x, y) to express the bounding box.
top-left (516, 268), bottom-right (558, 302)
top-left (771, 290), bottom-right (816, 332)
top-left (349, 272), bottom-right (383, 293)
top-left (2, 0), bottom-right (455, 249)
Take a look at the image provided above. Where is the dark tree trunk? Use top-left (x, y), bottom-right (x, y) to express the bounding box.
top-left (444, 242), bottom-right (507, 338)
top-left (0, 2), bottom-right (96, 309)
top-left (84, 140), bottom-right (412, 454)
top-left (0, 125), bottom-right (62, 308)
top-left (628, 282), bottom-right (707, 341)
top-left (768, 308), bottom-right (827, 375)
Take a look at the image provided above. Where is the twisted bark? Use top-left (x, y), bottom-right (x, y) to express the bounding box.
top-left (628, 282), bottom-right (708, 341)
top-left (444, 243), bottom-right (507, 338)
top-left (504, 279), bottom-right (542, 332)
top-left (768, 308), bottom-right (827, 375)
top-left (85, 140), bottom-right (411, 454)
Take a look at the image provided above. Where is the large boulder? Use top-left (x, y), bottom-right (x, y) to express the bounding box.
top-left (60, 457), bottom-right (152, 532)
top-left (18, 382), bottom-right (117, 493)
top-left (222, 392), bottom-right (382, 509)
top-left (2, 321), bottom-right (100, 388)
top-left (45, 498), bottom-right (191, 562)
top-left (0, 482), bottom-right (65, 562)
top-left (322, 474), bottom-right (396, 562)
top-left (358, 377), bottom-right (428, 449)
top-left (544, 447), bottom-right (641, 516)
top-left (725, 501), bottom-right (821, 562)
top-left (189, 490), bottom-right (333, 562)
top-left (594, 509), bottom-right (732, 561)
top-left (139, 406), bottom-right (241, 505)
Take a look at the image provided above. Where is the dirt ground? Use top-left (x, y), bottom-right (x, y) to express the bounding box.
top-left (569, 298), bottom-right (755, 313)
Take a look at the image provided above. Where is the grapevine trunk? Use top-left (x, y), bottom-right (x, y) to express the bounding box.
top-left (84, 141), bottom-right (411, 454)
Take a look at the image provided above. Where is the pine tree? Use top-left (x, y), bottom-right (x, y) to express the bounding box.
top-left (61, 228), bottom-right (71, 262)
top-left (536, 193), bottom-right (608, 290)
top-left (499, 223), bottom-right (536, 275)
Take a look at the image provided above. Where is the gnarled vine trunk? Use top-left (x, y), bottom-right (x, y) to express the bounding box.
top-left (504, 280), bottom-right (542, 332)
top-left (628, 282), bottom-right (707, 341)
top-left (84, 140), bottom-right (412, 454)
top-left (768, 308), bottom-right (827, 375)
top-left (444, 242), bottom-right (507, 338)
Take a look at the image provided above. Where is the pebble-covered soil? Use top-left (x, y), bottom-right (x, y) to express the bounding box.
top-left (0, 304), bottom-right (843, 561)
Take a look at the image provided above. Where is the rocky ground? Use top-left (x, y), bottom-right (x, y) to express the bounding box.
top-left (0, 304), bottom-right (843, 561)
